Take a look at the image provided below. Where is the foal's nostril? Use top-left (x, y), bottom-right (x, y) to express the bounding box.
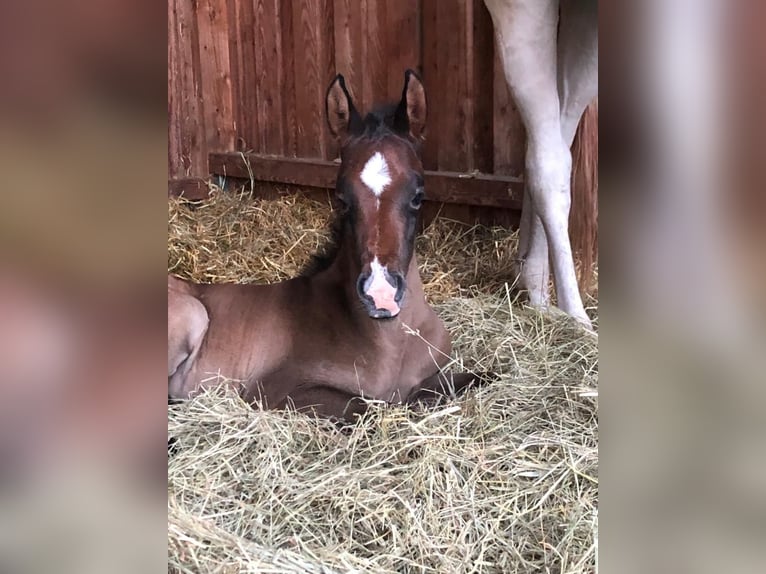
top-left (356, 274), bottom-right (369, 299)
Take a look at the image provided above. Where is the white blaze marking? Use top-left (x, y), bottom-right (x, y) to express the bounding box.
top-left (360, 152), bottom-right (391, 202)
top-left (368, 257), bottom-right (386, 285)
top-left (365, 257), bottom-right (388, 294)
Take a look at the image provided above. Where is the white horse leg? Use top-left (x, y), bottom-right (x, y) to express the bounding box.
top-left (517, 189), bottom-right (550, 307)
top-left (486, 0), bottom-right (591, 326)
top-left (487, 0), bottom-right (555, 310)
top-left (558, 0), bottom-right (599, 148)
top-left (518, 0), bottom-right (598, 308)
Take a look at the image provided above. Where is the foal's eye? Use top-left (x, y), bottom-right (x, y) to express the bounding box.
top-left (410, 187), bottom-right (425, 210)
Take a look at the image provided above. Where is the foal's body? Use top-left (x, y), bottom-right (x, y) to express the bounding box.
top-left (169, 71), bottom-right (462, 419)
top-left (169, 256), bottom-right (449, 414)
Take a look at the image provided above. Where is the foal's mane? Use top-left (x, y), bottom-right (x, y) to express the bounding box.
top-left (300, 105), bottom-right (413, 278)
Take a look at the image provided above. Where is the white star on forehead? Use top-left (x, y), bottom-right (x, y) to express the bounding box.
top-left (360, 152), bottom-right (391, 197)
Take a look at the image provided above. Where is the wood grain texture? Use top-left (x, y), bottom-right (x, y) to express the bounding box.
top-left (362, 0), bottom-right (387, 109)
top-left (166, 0), bottom-right (596, 230)
top-left (321, 0), bottom-right (337, 157)
top-left (168, 178), bottom-right (210, 200)
top-left (196, 0), bottom-right (236, 152)
top-left (385, 0), bottom-right (420, 99)
top-left (435, 0), bottom-right (470, 172)
top-left (291, 0), bottom-right (334, 159)
top-left (229, 0), bottom-right (257, 152)
top-left (168, 0), bottom-right (181, 176)
top-left (279, 0), bottom-right (298, 157)
top-left (333, 0), bottom-right (363, 99)
top-left (470, 0), bottom-right (494, 174)
top-left (332, 0), bottom-right (364, 159)
top-left (209, 152), bottom-right (523, 209)
top-left (169, 0), bottom-right (206, 178)
top-left (254, 0), bottom-right (286, 155)
top-left (420, 0), bottom-right (440, 171)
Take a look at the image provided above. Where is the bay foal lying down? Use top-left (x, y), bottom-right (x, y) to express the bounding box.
top-left (168, 71), bottom-right (482, 420)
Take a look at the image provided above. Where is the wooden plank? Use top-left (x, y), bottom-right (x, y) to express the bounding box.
top-left (362, 0), bottom-right (387, 108)
top-left (187, 0), bottom-right (207, 169)
top-left (169, 0), bottom-right (206, 178)
top-left (208, 152), bottom-right (523, 209)
top-left (210, 154), bottom-right (340, 188)
top-left (225, 0), bottom-right (240, 146)
top-left (332, 0), bottom-right (363, 159)
top-left (254, 0), bottom-right (286, 155)
top-left (229, 0), bottom-right (258, 152)
top-left (420, 0), bottom-right (440, 171)
top-left (333, 0), bottom-right (364, 112)
top-left (291, 0), bottom-right (334, 159)
top-left (279, 0), bottom-right (298, 157)
top-left (435, 0), bottom-right (470, 172)
top-left (424, 170), bottom-right (522, 209)
top-left (168, 0), bottom-right (182, 178)
top-left (321, 0), bottom-right (337, 157)
top-left (385, 0), bottom-right (420, 100)
top-left (168, 178), bottom-right (210, 200)
top-left (196, 0), bottom-right (236, 152)
top-left (464, 0), bottom-right (496, 223)
top-left (470, 0), bottom-right (494, 174)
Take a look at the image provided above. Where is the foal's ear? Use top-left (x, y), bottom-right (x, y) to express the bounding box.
top-left (394, 69), bottom-right (427, 140)
top-left (326, 74), bottom-right (362, 142)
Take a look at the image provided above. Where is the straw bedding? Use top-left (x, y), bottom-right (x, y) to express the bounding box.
top-left (168, 187), bottom-right (598, 574)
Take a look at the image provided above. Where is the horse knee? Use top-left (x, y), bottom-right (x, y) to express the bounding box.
top-left (525, 141), bottom-right (572, 218)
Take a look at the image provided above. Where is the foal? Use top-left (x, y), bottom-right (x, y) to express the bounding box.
top-left (169, 70), bottom-right (478, 420)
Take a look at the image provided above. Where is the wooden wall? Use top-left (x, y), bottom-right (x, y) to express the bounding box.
top-left (169, 0), bottom-right (596, 225)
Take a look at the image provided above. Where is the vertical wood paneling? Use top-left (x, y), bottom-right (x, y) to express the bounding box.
top-left (291, 0), bottom-right (333, 159)
top-left (168, 0), bottom-right (555, 227)
top-left (420, 0), bottom-right (440, 170)
top-left (196, 0), bottom-right (236, 152)
top-left (168, 0), bottom-right (181, 176)
top-left (169, 0), bottom-right (206, 178)
top-left (229, 0), bottom-right (258, 152)
top-left (421, 0), bottom-right (491, 175)
top-left (279, 0), bottom-right (298, 157)
top-left (254, 0), bottom-right (286, 155)
top-left (321, 0), bottom-right (337, 157)
top-left (224, 0), bottom-right (240, 144)
top-left (362, 0), bottom-right (387, 110)
top-left (385, 0), bottom-right (420, 99)
top-left (333, 0), bottom-right (364, 108)
top-left (332, 0), bottom-right (363, 159)
top-left (169, 0), bottom-right (529, 177)
top-left (436, 0), bottom-right (469, 172)
top-left (470, 0), bottom-right (494, 173)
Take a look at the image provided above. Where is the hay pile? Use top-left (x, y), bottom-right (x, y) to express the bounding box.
top-left (168, 188), bottom-right (598, 573)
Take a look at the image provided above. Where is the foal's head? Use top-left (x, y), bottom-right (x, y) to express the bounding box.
top-left (325, 70), bottom-right (427, 319)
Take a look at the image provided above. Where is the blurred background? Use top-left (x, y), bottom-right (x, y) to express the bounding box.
top-left (599, 1), bottom-right (766, 573)
top-left (0, 0), bottom-right (167, 572)
top-left (0, 0), bottom-right (764, 572)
